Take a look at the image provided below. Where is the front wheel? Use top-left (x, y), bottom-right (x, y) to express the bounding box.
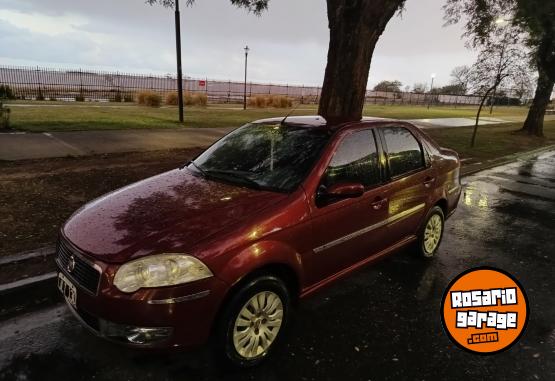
top-left (417, 206), bottom-right (445, 258)
top-left (215, 275), bottom-right (290, 368)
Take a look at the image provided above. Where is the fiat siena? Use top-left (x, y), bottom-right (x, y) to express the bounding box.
top-left (56, 116), bottom-right (461, 367)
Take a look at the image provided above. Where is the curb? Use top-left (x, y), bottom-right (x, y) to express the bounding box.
top-left (1, 144), bottom-right (553, 320)
top-left (460, 144), bottom-right (555, 177)
top-left (0, 272), bottom-right (60, 321)
top-left (0, 246), bottom-right (55, 266)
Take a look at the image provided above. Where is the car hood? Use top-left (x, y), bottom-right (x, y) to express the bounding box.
top-left (63, 169), bottom-right (288, 263)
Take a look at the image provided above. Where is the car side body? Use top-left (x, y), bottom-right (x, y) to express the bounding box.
top-left (57, 116), bottom-right (461, 357)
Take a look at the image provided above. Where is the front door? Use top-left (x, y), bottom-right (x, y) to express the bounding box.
top-left (307, 129), bottom-right (389, 284)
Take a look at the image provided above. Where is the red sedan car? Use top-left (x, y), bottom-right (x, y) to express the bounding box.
top-left (56, 116), bottom-right (461, 367)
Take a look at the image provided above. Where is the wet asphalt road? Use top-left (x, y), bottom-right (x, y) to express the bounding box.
top-left (1, 150), bottom-right (554, 381)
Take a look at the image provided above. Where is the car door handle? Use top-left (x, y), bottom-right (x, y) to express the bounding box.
top-left (423, 177), bottom-right (436, 188)
top-left (371, 197), bottom-right (388, 210)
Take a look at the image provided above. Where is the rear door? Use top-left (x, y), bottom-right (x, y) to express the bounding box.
top-left (377, 125), bottom-right (436, 242)
top-left (307, 128), bottom-right (390, 284)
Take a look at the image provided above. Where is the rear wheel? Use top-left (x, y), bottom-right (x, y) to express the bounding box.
top-left (215, 275), bottom-right (290, 368)
top-left (417, 206), bottom-right (445, 258)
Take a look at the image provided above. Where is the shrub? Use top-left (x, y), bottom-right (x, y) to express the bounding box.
top-left (167, 92), bottom-right (208, 106)
top-left (136, 91), bottom-right (147, 105)
top-left (165, 92), bottom-right (178, 106)
top-left (271, 95), bottom-right (292, 108)
top-left (123, 93), bottom-right (134, 103)
top-left (248, 95), bottom-right (268, 108)
top-left (146, 94), bottom-right (162, 107)
top-left (0, 102), bottom-right (10, 130)
top-left (137, 91), bottom-right (161, 107)
top-left (75, 94), bottom-right (85, 102)
top-left (183, 92), bottom-right (193, 105)
top-left (0, 85), bottom-right (16, 100)
top-left (192, 93), bottom-right (208, 106)
top-left (248, 94), bottom-right (292, 108)
top-left (112, 92), bottom-right (122, 103)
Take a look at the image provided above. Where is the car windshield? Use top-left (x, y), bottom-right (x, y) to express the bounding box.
top-left (189, 122), bottom-right (331, 192)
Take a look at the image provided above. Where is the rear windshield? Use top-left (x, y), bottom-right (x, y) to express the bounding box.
top-left (190, 123), bottom-right (331, 192)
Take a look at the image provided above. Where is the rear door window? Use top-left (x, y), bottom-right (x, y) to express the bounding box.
top-left (382, 127), bottom-right (424, 177)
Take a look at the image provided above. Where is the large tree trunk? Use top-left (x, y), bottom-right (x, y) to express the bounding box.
top-left (318, 0), bottom-right (404, 124)
top-left (521, 68), bottom-right (554, 137)
top-left (522, 34), bottom-right (555, 137)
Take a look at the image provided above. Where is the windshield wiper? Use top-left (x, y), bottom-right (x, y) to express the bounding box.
top-left (202, 169), bottom-right (262, 190)
top-left (184, 161), bottom-right (208, 177)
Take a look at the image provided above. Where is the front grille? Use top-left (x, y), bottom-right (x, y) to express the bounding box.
top-left (57, 238), bottom-right (101, 294)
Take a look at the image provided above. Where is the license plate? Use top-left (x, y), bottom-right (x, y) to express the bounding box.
top-left (58, 272), bottom-right (77, 308)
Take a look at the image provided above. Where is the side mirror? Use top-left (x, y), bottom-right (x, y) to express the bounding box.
top-left (325, 182), bottom-right (365, 199)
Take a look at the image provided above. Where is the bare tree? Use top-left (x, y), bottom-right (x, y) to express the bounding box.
top-left (450, 65), bottom-right (471, 93)
top-left (512, 71), bottom-right (535, 101)
top-left (466, 27), bottom-right (529, 147)
top-left (444, 0), bottom-right (555, 137)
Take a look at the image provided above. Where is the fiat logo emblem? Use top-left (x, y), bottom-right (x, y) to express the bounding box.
top-left (67, 255), bottom-right (76, 273)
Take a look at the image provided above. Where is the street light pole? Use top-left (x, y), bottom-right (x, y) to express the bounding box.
top-left (244, 45), bottom-right (249, 110)
top-left (175, 0), bottom-right (184, 122)
top-left (428, 73), bottom-right (436, 109)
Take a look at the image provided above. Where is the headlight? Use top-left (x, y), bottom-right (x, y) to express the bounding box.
top-left (113, 254), bottom-right (213, 293)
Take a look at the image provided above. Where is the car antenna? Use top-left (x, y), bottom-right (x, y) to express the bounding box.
top-left (280, 102), bottom-right (301, 126)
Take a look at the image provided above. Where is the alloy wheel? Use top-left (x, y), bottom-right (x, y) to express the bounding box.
top-left (423, 214), bottom-right (443, 256)
top-left (232, 291), bottom-right (284, 359)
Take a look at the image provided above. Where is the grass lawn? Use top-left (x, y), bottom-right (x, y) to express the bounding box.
top-left (426, 121), bottom-right (555, 161)
top-left (4, 101), bottom-right (529, 132)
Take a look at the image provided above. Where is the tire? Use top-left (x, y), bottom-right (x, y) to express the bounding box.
top-left (417, 206), bottom-right (445, 258)
top-left (215, 275), bottom-right (290, 368)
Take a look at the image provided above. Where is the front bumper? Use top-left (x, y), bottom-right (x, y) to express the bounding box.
top-left (56, 258), bottom-right (229, 349)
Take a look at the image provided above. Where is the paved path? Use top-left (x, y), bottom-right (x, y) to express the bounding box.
top-left (0, 128), bottom-right (235, 160)
top-left (1, 151), bottom-right (554, 380)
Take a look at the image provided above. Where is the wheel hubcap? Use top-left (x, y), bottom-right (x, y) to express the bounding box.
top-left (233, 291), bottom-right (284, 359)
top-left (424, 214), bottom-right (442, 255)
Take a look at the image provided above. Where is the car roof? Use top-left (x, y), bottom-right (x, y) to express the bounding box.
top-left (253, 115), bottom-right (402, 130)
top-left (253, 115), bottom-right (328, 127)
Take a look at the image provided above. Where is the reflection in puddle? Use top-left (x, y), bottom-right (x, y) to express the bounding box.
top-left (462, 181), bottom-right (497, 210)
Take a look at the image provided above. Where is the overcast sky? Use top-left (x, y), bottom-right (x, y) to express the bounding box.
top-left (0, 0), bottom-right (475, 89)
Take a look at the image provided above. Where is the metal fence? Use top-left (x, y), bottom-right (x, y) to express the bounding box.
top-left (0, 65), bottom-right (522, 106)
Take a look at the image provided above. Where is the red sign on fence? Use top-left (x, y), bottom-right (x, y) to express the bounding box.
top-left (198, 80), bottom-right (206, 87)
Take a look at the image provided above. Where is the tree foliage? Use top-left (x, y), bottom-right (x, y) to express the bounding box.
top-left (444, 0), bottom-right (555, 136)
top-left (146, 0), bottom-right (269, 15)
top-left (373, 80), bottom-right (403, 92)
top-left (437, 84), bottom-right (466, 95)
top-left (412, 83), bottom-right (427, 93)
